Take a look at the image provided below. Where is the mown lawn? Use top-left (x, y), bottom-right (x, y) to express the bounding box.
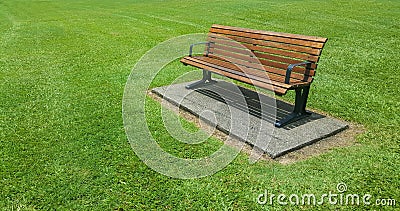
top-left (0, 0), bottom-right (399, 210)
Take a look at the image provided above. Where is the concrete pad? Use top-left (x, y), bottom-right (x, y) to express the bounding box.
top-left (152, 80), bottom-right (348, 158)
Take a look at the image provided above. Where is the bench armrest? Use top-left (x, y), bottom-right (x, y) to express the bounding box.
top-left (285, 61), bottom-right (312, 84)
top-left (189, 42), bottom-right (212, 57)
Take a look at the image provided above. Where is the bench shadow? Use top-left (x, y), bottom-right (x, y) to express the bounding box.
top-left (194, 81), bottom-right (325, 130)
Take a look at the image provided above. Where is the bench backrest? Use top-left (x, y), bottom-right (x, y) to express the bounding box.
top-left (206, 25), bottom-right (328, 83)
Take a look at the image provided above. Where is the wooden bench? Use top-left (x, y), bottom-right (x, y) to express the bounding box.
top-left (180, 24), bottom-right (328, 127)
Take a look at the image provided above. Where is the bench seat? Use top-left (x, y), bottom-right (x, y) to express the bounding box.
top-left (181, 56), bottom-right (312, 95)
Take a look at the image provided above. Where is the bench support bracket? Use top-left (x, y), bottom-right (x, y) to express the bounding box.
top-left (275, 86), bottom-right (311, 127)
top-left (185, 70), bottom-right (217, 89)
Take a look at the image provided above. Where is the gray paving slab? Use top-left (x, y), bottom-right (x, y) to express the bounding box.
top-left (152, 80), bottom-right (348, 158)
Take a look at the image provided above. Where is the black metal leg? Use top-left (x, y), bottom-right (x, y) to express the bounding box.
top-left (185, 70), bottom-right (217, 89)
top-left (275, 86), bottom-right (312, 128)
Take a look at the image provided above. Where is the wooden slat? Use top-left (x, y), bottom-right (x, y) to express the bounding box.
top-left (182, 57), bottom-right (289, 88)
top-left (209, 50), bottom-right (284, 78)
top-left (210, 48), bottom-right (259, 65)
top-left (209, 42), bottom-right (254, 58)
top-left (209, 33), bottom-right (321, 55)
top-left (257, 56), bottom-right (315, 76)
top-left (182, 56), bottom-right (311, 86)
top-left (181, 57), bottom-right (289, 94)
top-left (208, 44), bottom-right (317, 75)
top-left (195, 56), bottom-right (313, 83)
top-left (243, 43), bottom-right (319, 62)
top-left (209, 46), bottom-right (316, 76)
top-left (208, 37), bottom-right (318, 69)
top-left (210, 27), bottom-right (325, 49)
top-left (209, 48), bottom-right (315, 78)
top-left (212, 24), bottom-right (328, 43)
top-left (252, 52), bottom-right (317, 72)
top-left (185, 56), bottom-right (289, 85)
top-left (208, 35), bottom-right (320, 63)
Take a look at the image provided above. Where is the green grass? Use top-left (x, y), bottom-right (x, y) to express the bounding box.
top-left (0, 0), bottom-right (399, 210)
